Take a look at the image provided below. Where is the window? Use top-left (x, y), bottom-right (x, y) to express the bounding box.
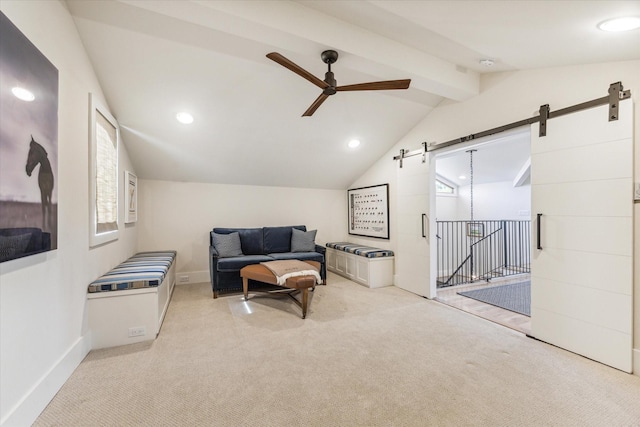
top-left (435, 175), bottom-right (457, 197)
top-left (436, 179), bottom-right (454, 194)
top-left (89, 94), bottom-right (119, 247)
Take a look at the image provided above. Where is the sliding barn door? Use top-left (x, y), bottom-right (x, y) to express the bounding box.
top-left (396, 153), bottom-right (436, 298)
top-left (530, 100), bottom-right (633, 372)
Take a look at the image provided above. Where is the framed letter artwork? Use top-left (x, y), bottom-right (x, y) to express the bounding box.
top-left (347, 184), bottom-right (389, 239)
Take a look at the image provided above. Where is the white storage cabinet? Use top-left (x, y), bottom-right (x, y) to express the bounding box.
top-left (326, 247), bottom-right (394, 288)
top-left (88, 262), bottom-right (176, 349)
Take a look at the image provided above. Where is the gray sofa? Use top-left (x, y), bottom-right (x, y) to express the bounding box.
top-left (0, 227), bottom-right (51, 263)
top-left (209, 225), bottom-right (326, 298)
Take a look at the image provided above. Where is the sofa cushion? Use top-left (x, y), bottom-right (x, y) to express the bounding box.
top-left (326, 242), bottom-right (394, 258)
top-left (217, 255), bottom-right (274, 271)
top-left (211, 232), bottom-right (244, 258)
top-left (214, 227), bottom-right (264, 255)
top-left (88, 251), bottom-right (176, 292)
top-left (268, 251), bottom-right (324, 264)
top-left (291, 228), bottom-right (317, 252)
top-left (0, 227), bottom-right (51, 261)
top-left (0, 233), bottom-right (31, 262)
top-left (264, 225), bottom-right (306, 254)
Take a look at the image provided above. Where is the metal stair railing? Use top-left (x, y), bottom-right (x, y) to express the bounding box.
top-left (436, 220), bottom-right (531, 288)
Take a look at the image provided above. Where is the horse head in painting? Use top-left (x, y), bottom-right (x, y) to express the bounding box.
top-left (25, 135), bottom-right (54, 229)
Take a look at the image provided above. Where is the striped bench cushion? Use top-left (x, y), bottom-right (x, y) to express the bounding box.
top-left (88, 250), bottom-right (176, 293)
top-left (326, 242), bottom-right (394, 258)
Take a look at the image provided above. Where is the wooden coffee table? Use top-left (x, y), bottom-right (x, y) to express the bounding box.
top-left (240, 260), bottom-right (320, 319)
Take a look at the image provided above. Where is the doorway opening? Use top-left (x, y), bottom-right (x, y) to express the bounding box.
top-left (432, 128), bottom-right (532, 334)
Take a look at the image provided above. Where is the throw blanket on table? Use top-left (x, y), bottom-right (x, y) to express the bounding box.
top-left (260, 260), bottom-right (322, 286)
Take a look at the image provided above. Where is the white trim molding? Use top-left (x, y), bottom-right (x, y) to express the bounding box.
top-left (0, 334), bottom-right (91, 427)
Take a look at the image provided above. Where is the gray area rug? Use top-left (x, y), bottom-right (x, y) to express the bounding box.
top-left (458, 281), bottom-right (531, 316)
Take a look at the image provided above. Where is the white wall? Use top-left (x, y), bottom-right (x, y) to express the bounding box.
top-left (435, 194), bottom-right (458, 220)
top-left (0, 2), bottom-right (138, 425)
top-left (351, 60), bottom-right (640, 373)
top-left (137, 179), bottom-right (347, 284)
top-left (437, 181), bottom-right (531, 220)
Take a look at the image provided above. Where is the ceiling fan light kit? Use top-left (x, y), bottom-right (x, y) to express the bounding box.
top-left (267, 50), bottom-right (411, 116)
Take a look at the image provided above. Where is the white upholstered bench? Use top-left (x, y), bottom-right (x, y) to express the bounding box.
top-left (87, 251), bottom-right (176, 349)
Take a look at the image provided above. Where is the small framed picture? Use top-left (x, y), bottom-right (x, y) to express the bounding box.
top-left (467, 222), bottom-right (484, 238)
top-left (124, 170), bottom-right (137, 224)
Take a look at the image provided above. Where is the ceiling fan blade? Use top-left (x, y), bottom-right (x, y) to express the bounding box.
top-left (302, 93), bottom-right (329, 117)
top-left (336, 79), bottom-right (411, 92)
top-left (266, 52), bottom-right (329, 90)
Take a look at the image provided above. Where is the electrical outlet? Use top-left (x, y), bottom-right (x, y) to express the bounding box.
top-left (128, 326), bottom-right (146, 337)
top-left (179, 275), bottom-right (189, 283)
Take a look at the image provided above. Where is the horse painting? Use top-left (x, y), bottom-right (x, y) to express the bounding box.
top-left (25, 135), bottom-right (54, 229)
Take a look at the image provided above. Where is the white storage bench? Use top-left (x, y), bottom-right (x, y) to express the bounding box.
top-left (325, 242), bottom-right (394, 288)
top-left (87, 251), bottom-right (176, 349)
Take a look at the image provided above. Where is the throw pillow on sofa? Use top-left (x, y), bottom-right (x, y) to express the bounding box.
top-left (291, 228), bottom-right (317, 252)
top-left (212, 232), bottom-right (244, 257)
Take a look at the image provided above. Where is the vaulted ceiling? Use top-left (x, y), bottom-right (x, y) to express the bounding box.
top-left (66, 0), bottom-right (640, 189)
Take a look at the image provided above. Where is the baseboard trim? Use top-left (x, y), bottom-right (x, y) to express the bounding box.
top-left (176, 270), bottom-right (209, 285)
top-left (633, 348), bottom-right (639, 377)
top-left (1, 333), bottom-right (91, 427)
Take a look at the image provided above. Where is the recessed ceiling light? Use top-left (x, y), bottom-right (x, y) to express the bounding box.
top-left (598, 17), bottom-right (640, 32)
top-left (348, 139), bottom-right (361, 148)
top-left (459, 175), bottom-right (467, 180)
top-left (12, 87), bottom-right (35, 101)
top-left (479, 59), bottom-right (495, 67)
top-left (176, 112), bottom-right (194, 124)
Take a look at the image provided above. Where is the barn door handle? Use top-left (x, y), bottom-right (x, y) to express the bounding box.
top-left (422, 213), bottom-right (428, 238)
top-left (537, 213), bottom-right (543, 250)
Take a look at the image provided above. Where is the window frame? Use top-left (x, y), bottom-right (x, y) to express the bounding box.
top-left (89, 93), bottom-right (119, 247)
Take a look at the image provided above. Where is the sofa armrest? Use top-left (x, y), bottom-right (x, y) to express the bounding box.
top-left (314, 244), bottom-right (326, 255)
top-left (209, 246), bottom-right (220, 297)
top-left (210, 245), bottom-right (219, 259)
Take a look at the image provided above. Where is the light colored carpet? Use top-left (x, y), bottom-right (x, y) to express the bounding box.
top-left (34, 273), bottom-right (640, 426)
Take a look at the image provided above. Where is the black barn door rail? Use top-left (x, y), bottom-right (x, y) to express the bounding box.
top-left (394, 81), bottom-right (631, 165)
